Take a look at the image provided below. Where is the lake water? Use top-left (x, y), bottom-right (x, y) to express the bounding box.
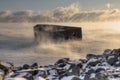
top-left (0, 22), bottom-right (120, 66)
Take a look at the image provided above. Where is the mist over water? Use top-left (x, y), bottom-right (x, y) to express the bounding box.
top-left (0, 22), bottom-right (120, 66)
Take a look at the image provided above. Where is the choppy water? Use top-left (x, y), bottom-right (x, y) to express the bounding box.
top-left (0, 22), bottom-right (120, 66)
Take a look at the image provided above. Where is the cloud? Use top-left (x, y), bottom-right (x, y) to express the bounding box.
top-left (52, 3), bottom-right (80, 22)
top-left (106, 3), bottom-right (111, 9)
top-left (0, 3), bottom-right (120, 22)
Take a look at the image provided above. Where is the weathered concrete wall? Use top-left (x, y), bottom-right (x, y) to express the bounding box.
top-left (34, 24), bottom-right (82, 43)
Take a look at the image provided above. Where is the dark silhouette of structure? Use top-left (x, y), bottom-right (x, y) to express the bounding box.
top-left (34, 24), bottom-right (82, 43)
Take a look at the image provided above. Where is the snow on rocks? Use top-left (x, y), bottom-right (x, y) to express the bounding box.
top-left (1, 48), bottom-right (120, 80)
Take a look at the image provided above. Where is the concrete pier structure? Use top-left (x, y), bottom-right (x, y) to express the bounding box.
top-left (34, 24), bottom-right (82, 43)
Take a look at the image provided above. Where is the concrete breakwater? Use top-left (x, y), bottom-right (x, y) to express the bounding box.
top-left (34, 24), bottom-right (82, 44)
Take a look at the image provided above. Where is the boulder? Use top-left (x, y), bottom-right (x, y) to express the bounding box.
top-left (86, 54), bottom-right (97, 60)
top-left (107, 56), bottom-right (118, 66)
top-left (103, 49), bottom-right (112, 59)
top-left (84, 74), bottom-right (90, 80)
top-left (22, 64), bottom-right (30, 69)
top-left (0, 61), bottom-right (14, 75)
top-left (31, 63), bottom-right (38, 68)
top-left (111, 49), bottom-right (120, 57)
top-left (54, 58), bottom-right (69, 67)
top-left (95, 72), bottom-right (108, 80)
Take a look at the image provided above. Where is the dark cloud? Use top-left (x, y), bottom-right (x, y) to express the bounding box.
top-left (0, 3), bottom-right (120, 22)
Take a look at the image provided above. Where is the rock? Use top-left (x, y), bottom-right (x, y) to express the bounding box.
top-left (86, 54), bottom-right (97, 60)
top-left (84, 74), bottom-right (90, 80)
top-left (54, 58), bottom-right (69, 67)
top-left (31, 63), bottom-right (38, 68)
top-left (32, 70), bottom-right (39, 76)
top-left (36, 76), bottom-right (46, 80)
top-left (61, 76), bottom-right (80, 80)
top-left (33, 70), bottom-right (48, 78)
top-left (103, 49), bottom-right (112, 58)
top-left (79, 59), bottom-right (87, 63)
top-left (87, 61), bottom-right (100, 67)
top-left (23, 73), bottom-right (33, 80)
top-left (13, 66), bottom-right (22, 72)
top-left (23, 64), bottom-right (30, 69)
top-left (56, 68), bottom-right (67, 79)
top-left (115, 61), bottom-right (120, 67)
top-left (89, 73), bottom-right (96, 80)
top-left (55, 58), bottom-right (69, 64)
top-left (0, 61), bottom-right (14, 75)
top-left (71, 76), bottom-right (81, 80)
top-left (111, 49), bottom-right (120, 56)
top-left (86, 69), bottom-right (95, 75)
top-left (7, 77), bottom-right (27, 80)
top-left (68, 63), bottom-right (82, 76)
top-left (0, 64), bottom-right (8, 75)
top-left (2, 48), bottom-right (120, 80)
top-left (107, 56), bottom-right (118, 66)
top-left (95, 72), bottom-right (108, 80)
top-left (95, 68), bottom-right (105, 73)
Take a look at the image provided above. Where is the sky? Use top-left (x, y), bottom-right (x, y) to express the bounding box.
top-left (0, 0), bottom-right (120, 22)
top-left (0, 0), bottom-right (120, 11)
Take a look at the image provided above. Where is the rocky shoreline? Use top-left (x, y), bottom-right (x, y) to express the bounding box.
top-left (1, 48), bottom-right (120, 80)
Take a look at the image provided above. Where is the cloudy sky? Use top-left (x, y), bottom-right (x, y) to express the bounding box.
top-left (0, 0), bottom-right (120, 11)
top-left (0, 0), bottom-right (120, 22)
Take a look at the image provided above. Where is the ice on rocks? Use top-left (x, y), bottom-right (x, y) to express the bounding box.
top-left (1, 48), bottom-right (120, 80)
top-left (90, 73), bottom-right (96, 78)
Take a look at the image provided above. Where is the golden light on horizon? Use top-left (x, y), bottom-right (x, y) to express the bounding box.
top-left (106, 3), bottom-right (111, 9)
